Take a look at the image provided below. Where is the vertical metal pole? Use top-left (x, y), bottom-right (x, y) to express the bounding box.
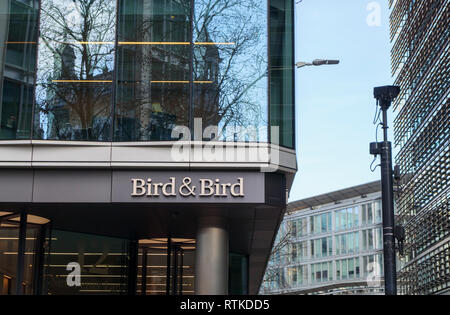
top-left (179, 248), bottom-right (183, 296)
top-left (166, 238), bottom-right (171, 295)
top-left (172, 245), bottom-right (178, 295)
top-left (141, 247), bottom-right (147, 296)
top-left (33, 224), bottom-right (47, 295)
top-left (380, 102), bottom-right (397, 295)
top-left (16, 211), bottom-right (27, 295)
top-left (127, 240), bottom-right (138, 295)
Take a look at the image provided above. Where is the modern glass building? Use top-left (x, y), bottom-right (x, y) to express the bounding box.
top-left (260, 181), bottom-right (385, 295)
top-left (389, 0), bottom-right (449, 295)
top-left (0, 0), bottom-right (297, 295)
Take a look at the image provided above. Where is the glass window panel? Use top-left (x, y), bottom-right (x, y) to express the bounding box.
top-left (375, 201), bottom-right (382, 223)
top-left (362, 204), bottom-right (367, 225)
top-left (327, 212), bottom-right (332, 231)
top-left (270, 0), bottom-right (294, 148)
top-left (115, 0), bottom-right (190, 141)
top-left (314, 216), bottom-right (320, 234)
top-left (45, 230), bottom-right (129, 295)
top-left (0, 0), bottom-right (38, 140)
top-left (348, 258), bottom-right (355, 279)
top-left (336, 260), bottom-right (341, 280)
top-left (328, 237), bottom-right (332, 256)
top-left (193, 0), bottom-right (268, 143)
top-left (348, 233), bottom-right (354, 253)
top-left (355, 232), bottom-right (359, 252)
top-left (321, 237), bottom-right (327, 256)
top-left (321, 213), bottom-right (327, 232)
top-left (367, 203), bottom-right (373, 223)
top-left (35, 0), bottom-right (116, 141)
top-left (342, 259), bottom-right (348, 279)
top-left (322, 262), bottom-right (328, 282)
top-left (368, 229), bottom-right (374, 250)
top-left (335, 235), bottom-right (339, 255)
top-left (355, 258), bottom-right (360, 278)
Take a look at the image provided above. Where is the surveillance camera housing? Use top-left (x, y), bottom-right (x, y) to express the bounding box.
top-left (374, 85), bottom-right (400, 102)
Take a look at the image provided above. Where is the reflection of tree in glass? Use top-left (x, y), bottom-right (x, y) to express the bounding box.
top-left (194, 0), bottom-right (268, 139)
top-left (115, 0), bottom-right (192, 141)
top-left (35, 0), bottom-right (116, 140)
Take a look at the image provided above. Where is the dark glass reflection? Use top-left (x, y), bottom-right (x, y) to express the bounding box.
top-left (115, 0), bottom-right (191, 141)
top-left (0, 0), bottom-right (38, 140)
top-left (34, 0), bottom-right (116, 141)
top-left (0, 0), bottom-right (294, 146)
top-left (137, 238), bottom-right (195, 295)
top-left (44, 230), bottom-right (129, 295)
top-left (193, 0), bottom-right (268, 142)
top-left (270, 0), bottom-right (294, 148)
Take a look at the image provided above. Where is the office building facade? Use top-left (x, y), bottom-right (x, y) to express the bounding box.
top-left (260, 181), bottom-right (385, 295)
top-left (390, 0), bottom-right (449, 295)
top-left (0, 0), bottom-right (297, 295)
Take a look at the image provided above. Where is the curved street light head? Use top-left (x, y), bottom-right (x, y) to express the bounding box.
top-left (296, 59), bottom-right (340, 68)
top-left (312, 59), bottom-right (340, 66)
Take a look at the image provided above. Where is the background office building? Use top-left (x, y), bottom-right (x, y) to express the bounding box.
top-left (260, 181), bottom-right (385, 295)
top-left (390, 0), bottom-right (449, 295)
top-left (0, 0), bottom-right (297, 295)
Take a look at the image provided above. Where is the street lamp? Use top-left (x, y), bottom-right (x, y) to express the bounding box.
top-left (370, 85), bottom-right (404, 296)
top-left (295, 59), bottom-right (340, 68)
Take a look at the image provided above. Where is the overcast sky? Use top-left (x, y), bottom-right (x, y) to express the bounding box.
top-left (289, 0), bottom-right (393, 201)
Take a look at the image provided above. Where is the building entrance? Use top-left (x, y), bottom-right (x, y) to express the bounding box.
top-left (0, 212), bottom-right (49, 295)
top-left (138, 238), bottom-right (196, 295)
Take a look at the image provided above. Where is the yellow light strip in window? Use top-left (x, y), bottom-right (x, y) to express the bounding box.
top-left (51, 80), bottom-right (113, 83)
top-left (63, 41), bottom-right (114, 45)
top-left (151, 81), bottom-right (213, 84)
top-left (118, 42), bottom-right (235, 45)
top-left (118, 42), bottom-right (190, 45)
top-left (51, 80), bottom-right (212, 84)
top-left (5, 41), bottom-right (37, 44)
top-left (195, 42), bottom-right (235, 45)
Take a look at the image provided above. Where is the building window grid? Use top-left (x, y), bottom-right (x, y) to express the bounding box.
top-left (266, 198), bottom-right (385, 292)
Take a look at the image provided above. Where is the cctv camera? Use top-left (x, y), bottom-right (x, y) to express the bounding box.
top-left (374, 85), bottom-right (400, 102)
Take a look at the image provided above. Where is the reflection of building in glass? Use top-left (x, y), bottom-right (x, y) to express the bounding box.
top-left (0, 0), bottom-right (38, 140)
top-left (389, 0), bottom-right (450, 295)
top-left (261, 182), bottom-right (385, 295)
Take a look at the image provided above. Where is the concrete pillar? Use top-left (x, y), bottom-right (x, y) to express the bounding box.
top-left (195, 216), bottom-right (229, 295)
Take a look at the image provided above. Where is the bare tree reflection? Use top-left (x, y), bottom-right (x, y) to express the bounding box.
top-left (35, 0), bottom-right (115, 140)
top-left (194, 0), bottom-right (268, 139)
top-left (35, 0), bottom-right (268, 142)
top-left (116, 0), bottom-right (268, 142)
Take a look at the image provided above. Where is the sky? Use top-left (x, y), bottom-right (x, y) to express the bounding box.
top-left (289, 0), bottom-right (394, 202)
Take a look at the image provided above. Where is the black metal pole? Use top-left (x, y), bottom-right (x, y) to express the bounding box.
top-left (166, 238), bottom-right (171, 295)
top-left (172, 245), bottom-right (178, 296)
top-left (141, 247), bottom-right (147, 296)
top-left (16, 211), bottom-right (27, 295)
top-left (127, 240), bottom-right (138, 295)
top-left (379, 100), bottom-right (397, 296)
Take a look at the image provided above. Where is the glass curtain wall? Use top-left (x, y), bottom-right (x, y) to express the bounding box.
top-left (115, 0), bottom-right (191, 141)
top-left (0, 0), bottom-right (38, 140)
top-left (0, 213), bottom-right (49, 295)
top-left (0, 0), bottom-right (294, 147)
top-left (34, 0), bottom-right (116, 141)
top-left (193, 0), bottom-right (268, 142)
